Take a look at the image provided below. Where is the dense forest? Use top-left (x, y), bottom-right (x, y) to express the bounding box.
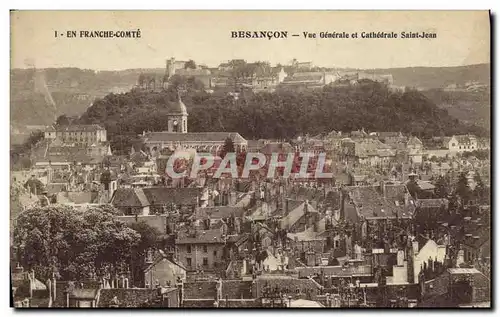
top-left (10, 63), bottom-right (490, 129)
top-left (76, 80), bottom-right (487, 154)
top-left (422, 89), bottom-right (490, 129)
top-left (368, 63), bottom-right (490, 89)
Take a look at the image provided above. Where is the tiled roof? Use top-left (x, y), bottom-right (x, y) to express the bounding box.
top-left (53, 124), bottom-right (105, 132)
top-left (111, 188), bottom-right (150, 208)
top-left (143, 132), bottom-right (247, 144)
top-left (144, 249), bottom-right (187, 273)
top-left (175, 228), bottom-right (225, 244)
top-left (297, 265), bottom-right (372, 278)
top-left (254, 275), bottom-right (322, 298)
top-left (195, 206), bottom-right (245, 219)
top-left (416, 198), bottom-right (448, 208)
top-left (97, 288), bottom-right (157, 307)
top-left (345, 186), bottom-right (413, 219)
top-left (281, 201), bottom-right (318, 229)
top-left (142, 187), bottom-right (201, 206)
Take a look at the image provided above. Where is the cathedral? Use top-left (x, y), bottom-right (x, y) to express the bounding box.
top-left (141, 94), bottom-right (247, 155)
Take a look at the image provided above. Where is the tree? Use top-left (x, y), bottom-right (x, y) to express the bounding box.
top-left (56, 114), bottom-right (71, 126)
top-left (434, 176), bottom-right (449, 198)
top-left (138, 73), bottom-right (146, 88)
top-left (13, 205), bottom-right (140, 281)
top-left (128, 221), bottom-right (162, 287)
top-left (76, 82), bottom-right (488, 149)
top-left (218, 137), bottom-right (235, 159)
top-left (184, 60), bottom-right (197, 70)
top-left (24, 176), bottom-right (46, 195)
top-left (473, 172), bottom-right (488, 204)
top-left (455, 172), bottom-right (472, 205)
top-left (168, 75), bottom-right (204, 91)
top-left (406, 178), bottom-right (421, 200)
top-left (24, 131), bottom-right (44, 151)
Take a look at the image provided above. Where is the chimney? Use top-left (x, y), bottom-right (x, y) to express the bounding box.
top-left (46, 278), bottom-right (53, 304)
top-left (397, 250), bottom-right (404, 266)
top-left (14, 263), bottom-right (23, 274)
top-left (456, 250), bottom-right (465, 267)
top-left (412, 241), bottom-right (419, 255)
top-left (52, 272), bottom-right (57, 301)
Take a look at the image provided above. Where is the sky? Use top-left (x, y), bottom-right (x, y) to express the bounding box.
top-left (10, 10), bottom-right (490, 70)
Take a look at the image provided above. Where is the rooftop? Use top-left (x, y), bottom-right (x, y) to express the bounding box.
top-left (46, 124), bottom-right (105, 132)
top-left (448, 268), bottom-right (481, 275)
top-left (176, 228), bottom-right (226, 244)
top-left (345, 185), bottom-right (413, 220)
top-left (143, 132), bottom-right (247, 144)
top-left (195, 206), bottom-right (246, 220)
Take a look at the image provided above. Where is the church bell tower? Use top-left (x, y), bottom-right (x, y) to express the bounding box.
top-left (167, 91), bottom-right (188, 133)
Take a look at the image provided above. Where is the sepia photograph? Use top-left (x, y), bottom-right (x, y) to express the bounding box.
top-left (9, 10), bottom-right (491, 308)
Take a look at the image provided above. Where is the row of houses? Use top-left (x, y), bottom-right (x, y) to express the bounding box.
top-left (162, 57), bottom-right (395, 93)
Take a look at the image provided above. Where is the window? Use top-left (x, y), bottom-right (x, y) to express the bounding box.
top-left (451, 143), bottom-right (456, 147)
top-left (203, 257), bottom-right (208, 267)
top-left (213, 250), bottom-right (217, 257)
top-left (186, 258), bottom-right (192, 268)
top-left (187, 245), bottom-right (191, 253)
top-left (203, 245), bottom-right (208, 253)
top-left (459, 146), bottom-right (462, 149)
top-left (334, 240), bottom-right (340, 248)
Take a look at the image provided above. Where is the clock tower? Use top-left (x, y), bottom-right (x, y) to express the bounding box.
top-left (167, 92), bottom-right (188, 133)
